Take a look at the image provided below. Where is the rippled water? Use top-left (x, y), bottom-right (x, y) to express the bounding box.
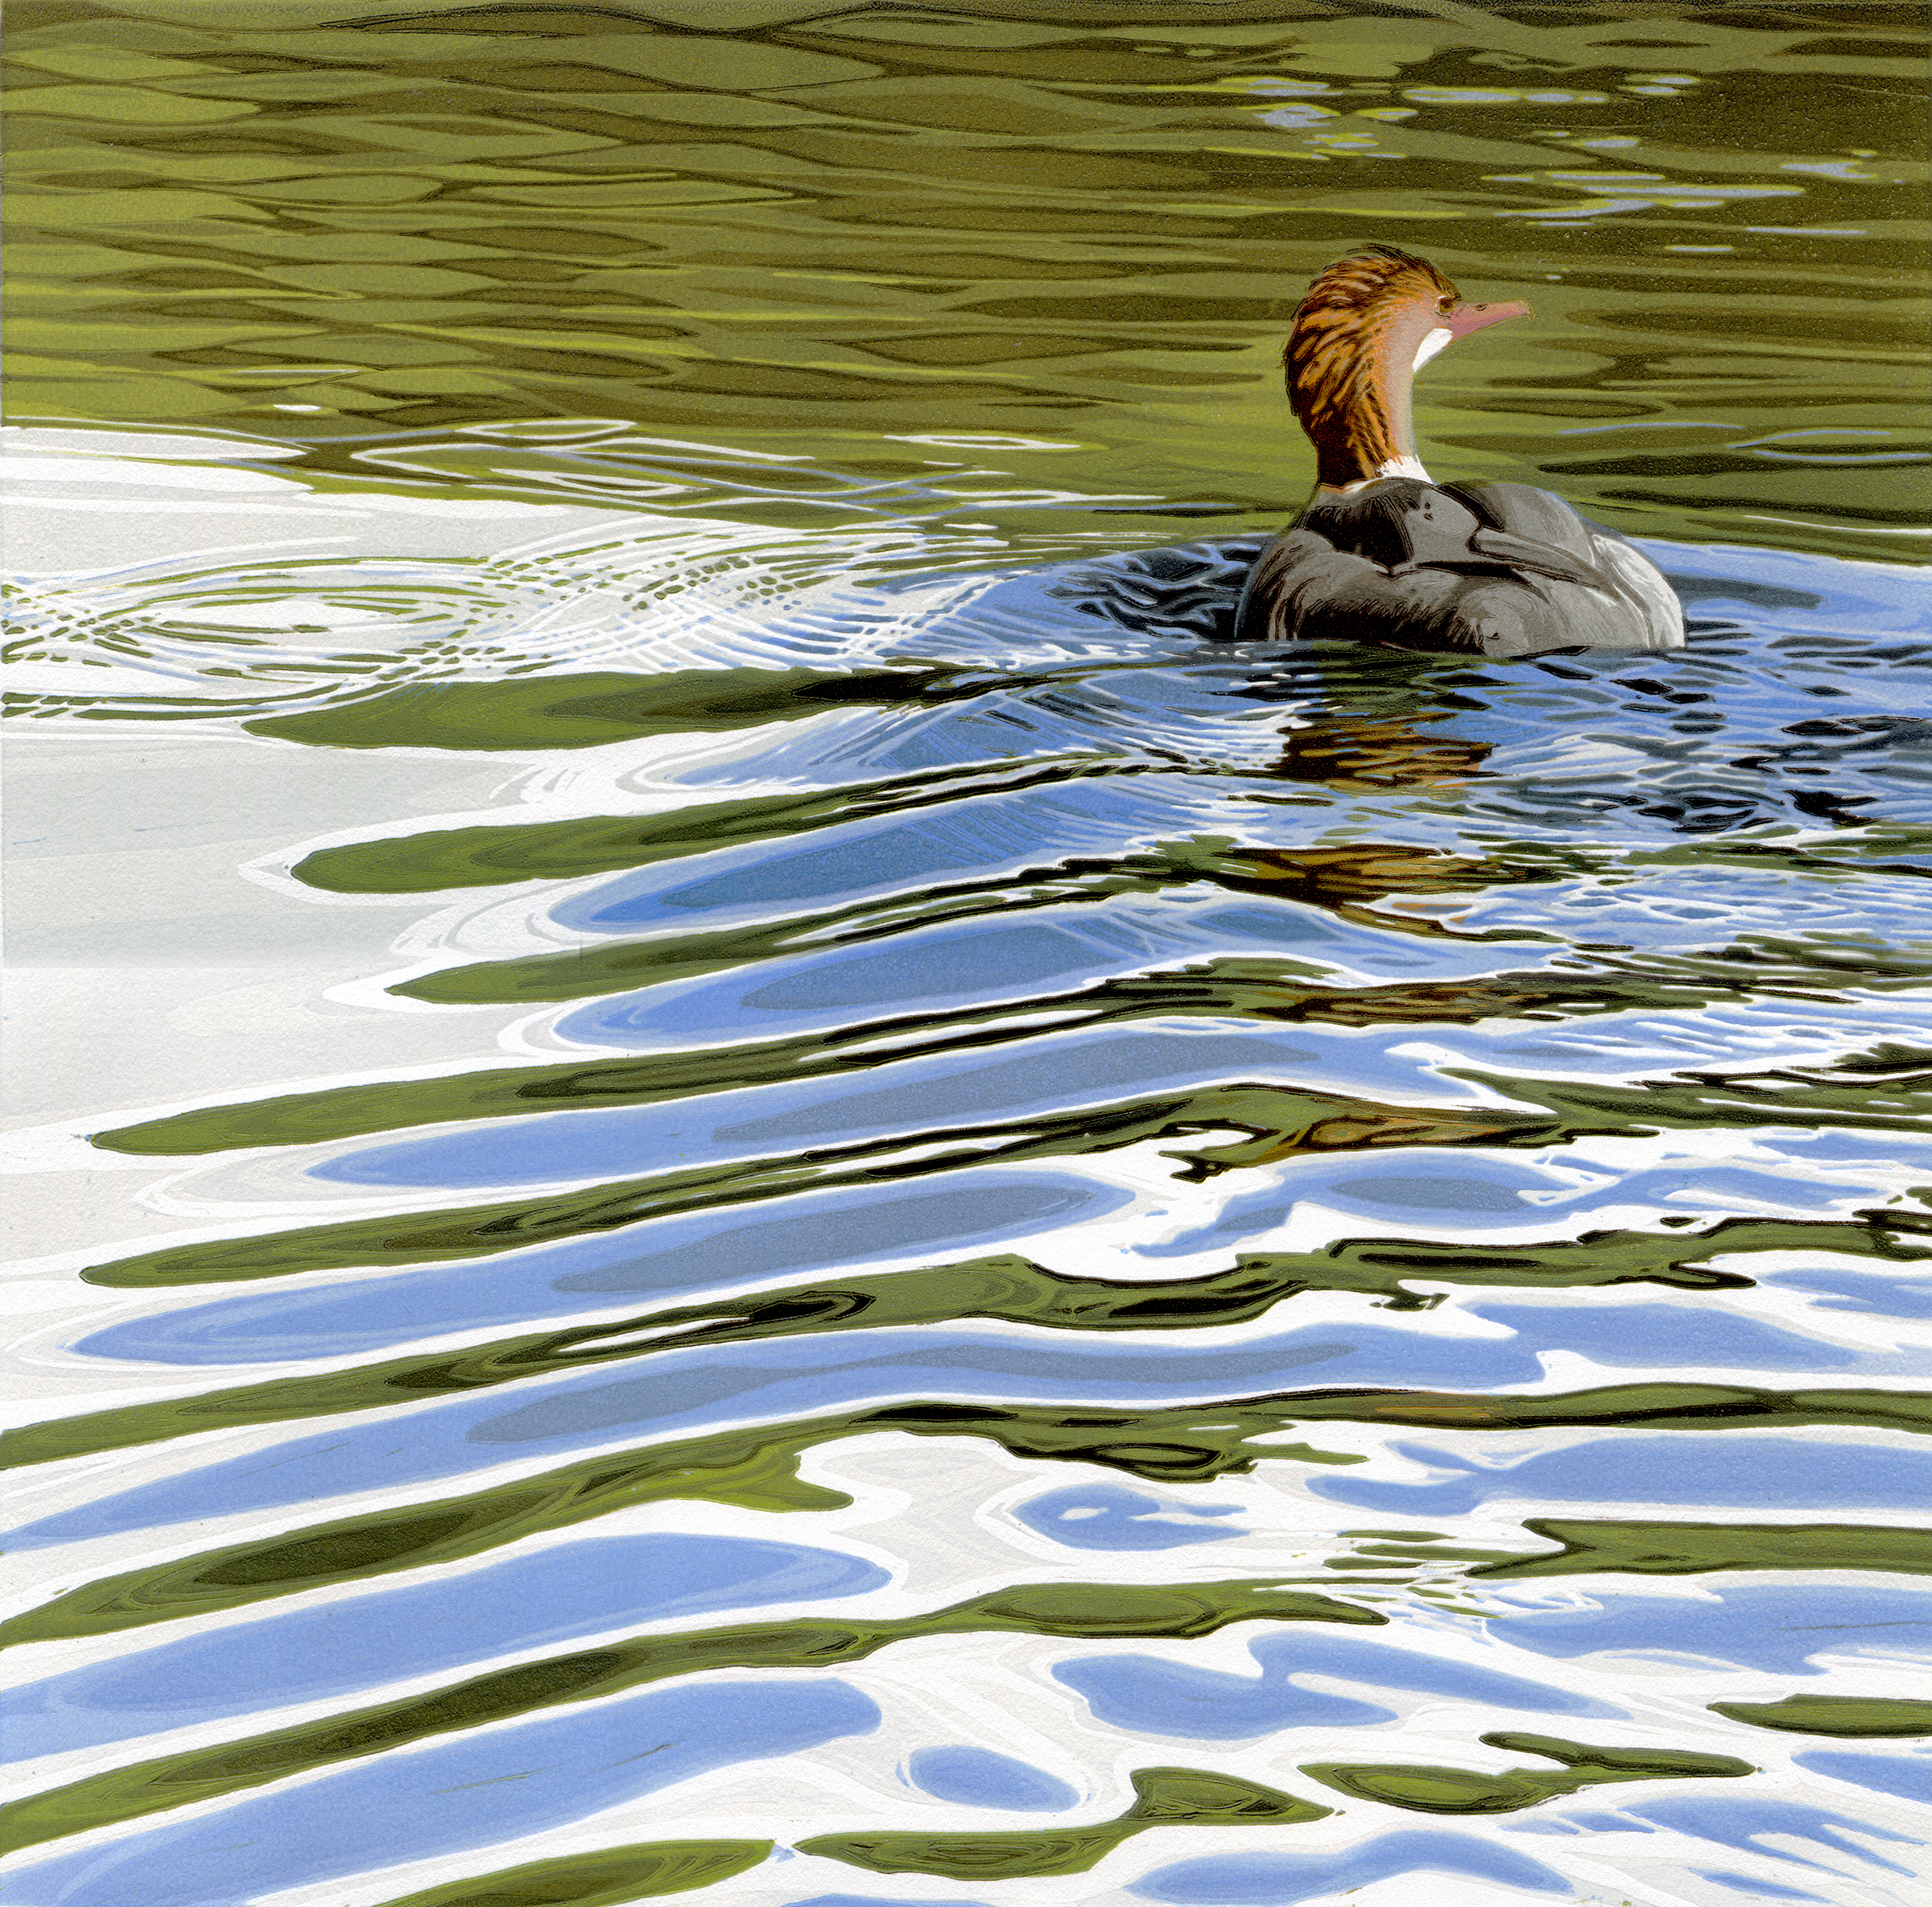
top-left (5, 6), bottom-right (1931, 1907)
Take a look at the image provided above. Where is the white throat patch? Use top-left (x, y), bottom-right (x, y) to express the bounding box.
top-left (1373, 456), bottom-right (1432, 483)
top-left (1320, 456), bottom-right (1432, 497)
top-left (1412, 326), bottom-right (1453, 372)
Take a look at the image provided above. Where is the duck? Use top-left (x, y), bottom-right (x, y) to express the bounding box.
top-left (1230, 245), bottom-right (1683, 655)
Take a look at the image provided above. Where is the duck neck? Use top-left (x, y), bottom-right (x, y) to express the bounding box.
top-left (1298, 319), bottom-right (1441, 496)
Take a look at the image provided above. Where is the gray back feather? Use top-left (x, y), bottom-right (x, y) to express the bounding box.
top-left (1231, 478), bottom-right (1684, 654)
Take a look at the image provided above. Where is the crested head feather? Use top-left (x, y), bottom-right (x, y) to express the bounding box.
top-left (1284, 246), bottom-right (1462, 489)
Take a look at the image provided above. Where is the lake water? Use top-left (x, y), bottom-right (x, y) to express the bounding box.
top-left (4, 5), bottom-right (1930, 1905)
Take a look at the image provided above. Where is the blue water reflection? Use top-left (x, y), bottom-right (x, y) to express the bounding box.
top-left (1490, 1583), bottom-right (1932, 1674)
top-left (1131, 1830), bottom-right (1571, 1901)
top-left (1054, 1629), bottom-right (1620, 1739)
top-left (14, 373), bottom-right (1932, 1907)
top-left (6, 1533), bottom-right (886, 1762)
top-left (10, 1678), bottom-right (877, 1907)
top-left (76, 1173), bottom-right (1122, 1365)
top-left (23, 1302), bottom-right (1903, 1554)
top-left (906, 1746), bottom-right (1079, 1811)
top-left (1626, 1796), bottom-right (1920, 1875)
top-left (1310, 1434), bottom-right (1932, 1517)
top-left (1014, 1484), bottom-right (1245, 1550)
top-left (1793, 1752), bottom-right (1932, 1806)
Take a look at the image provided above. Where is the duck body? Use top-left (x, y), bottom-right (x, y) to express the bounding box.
top-left (1228, 245), bottom-right (1685, 656)
top-left (1232, 475), bottom-right (1684, 654)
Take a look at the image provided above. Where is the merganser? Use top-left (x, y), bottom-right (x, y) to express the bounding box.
top-left (1231, 245), bottom-right (1683, 654)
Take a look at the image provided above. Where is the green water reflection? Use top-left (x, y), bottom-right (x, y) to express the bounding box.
top-left (0, 1580), bottom-right (1375, 1848)
top-left (13, 1381), bottom-right (1927, 1645)
top-left (7, 1), bottom-right (1927, 560)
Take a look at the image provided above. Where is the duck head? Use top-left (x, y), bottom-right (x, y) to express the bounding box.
top-left (1284, 245), bottom-right (1530, 495)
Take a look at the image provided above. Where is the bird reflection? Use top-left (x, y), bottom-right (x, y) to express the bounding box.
top-left (1269, 709), bottom-right (1493, 790)
top-left (1222, 654), bottom-right (1495, 791)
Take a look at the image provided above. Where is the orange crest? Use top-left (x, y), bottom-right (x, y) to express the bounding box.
top-left (1285, 246), bottom-right (1460, 489)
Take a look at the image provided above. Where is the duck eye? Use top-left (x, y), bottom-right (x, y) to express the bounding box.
top-left (1436, 293), bottom-right (1455, 315)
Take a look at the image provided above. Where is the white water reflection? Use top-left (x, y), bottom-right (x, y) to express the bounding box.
top-left (6, 424), bottom-right (1930, 1907)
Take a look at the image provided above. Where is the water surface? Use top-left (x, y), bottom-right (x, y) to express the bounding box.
top-left (4, 6), bottom-right (1930, 1907)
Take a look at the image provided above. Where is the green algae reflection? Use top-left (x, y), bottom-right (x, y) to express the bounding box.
top-left (0, 1581), bottom-right (1373, 1855)
top-left (1474, 1519), bottom-right (1932, 1581)
top-left (6, 5), bottom-right (1926, 560)
top-left (246, 666), bottom-right (989, 753)
top-left (1303, 1732), bottom-right (1752, 1815)
top-left (12, 1386), bottom-right (1929, 1647)
top-left (25, 1218), bottom-right (1929, 1476)
top-left (286, 757), bottom-right (1158, 896)
top-left (14, 1221), bottom-right (1823, 1466)
top-left (370, 1840), bottom-right (773, 1907)
top-left (75, 1049), bottom-right (1930, 1291)
top-left (799, 1767), bottom-right (1327, 1880)
top-left (79, 1080), bottom-right (1546, 1288)
top-left (1711, 1695), bottom-right (1932, 1738)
